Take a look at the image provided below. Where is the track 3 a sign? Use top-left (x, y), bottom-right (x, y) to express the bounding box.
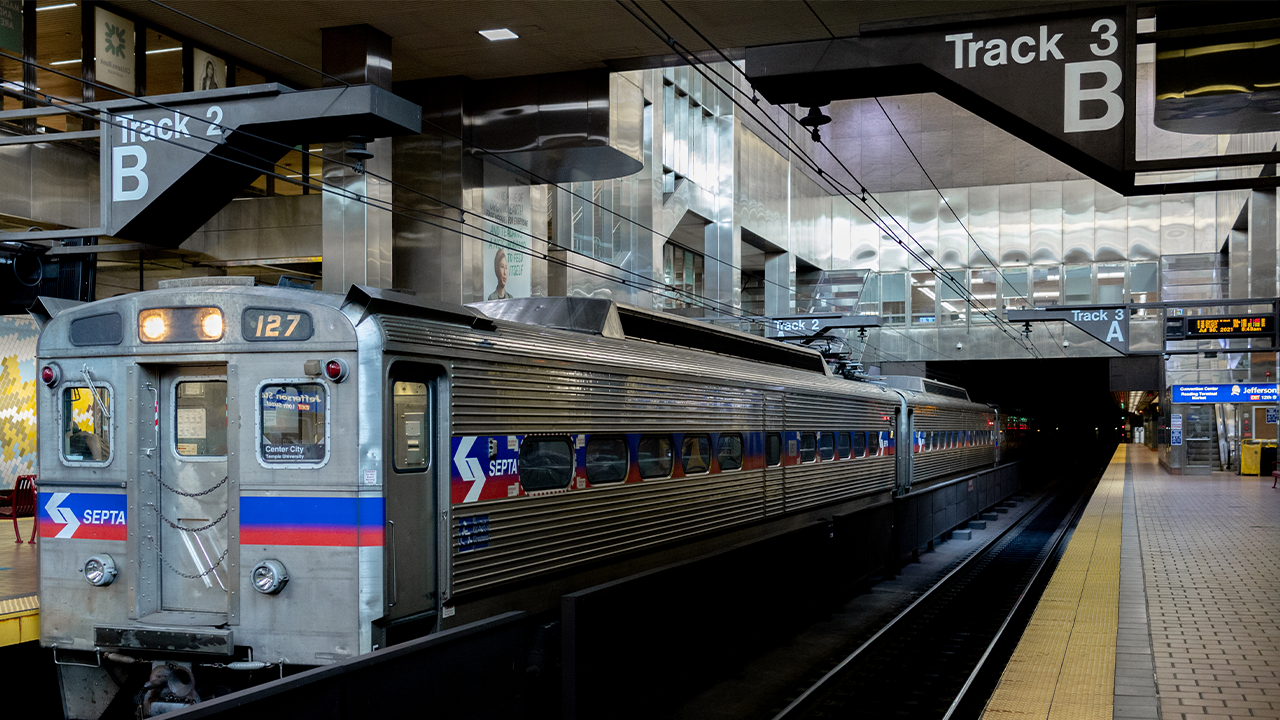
top-left (1007, 307), bottom-right (1128, 353)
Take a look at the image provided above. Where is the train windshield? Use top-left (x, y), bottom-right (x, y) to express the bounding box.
top-left (259, 383), bottom-right (327, 464)
top-left (61, 385), bottom-right (111, 463)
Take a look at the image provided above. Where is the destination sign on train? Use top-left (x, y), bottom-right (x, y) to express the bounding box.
top-left (1185, 315), bottom-right (1273, 338)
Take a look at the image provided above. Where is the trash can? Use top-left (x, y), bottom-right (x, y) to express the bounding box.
top-left (1242, 443), bottom-right (1261, 475)
top-left (1262, 444), bottom-right (1278, 476)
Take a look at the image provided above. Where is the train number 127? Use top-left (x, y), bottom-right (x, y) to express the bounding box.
top-left (254, 314), bottom-right (302, 337)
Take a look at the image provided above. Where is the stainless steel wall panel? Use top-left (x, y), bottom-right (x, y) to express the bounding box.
top-left (31, 144), bottom-right (96, 229)
top-left (831, 200), bottom-right (854, 270)
top-left (1031, 182), bottom-right (1067, 264)
top-left (1129, 194), bottom-right (1163, 259)
top-left (849, 200), bottom-right (881, 270)
top-left (1092, 185), bottom-right (1127, 263)
top-left (938, 188), bottom-right (968, 268)
top-left (186, 195), bottom-right (322, 261)
top-left (877, 193), bottom-right (909, 271)
top-left (999, 184), bottom-right (1032, 265)
top-left (908, 190), bottom-right (940, 266)
top-left (1160, 193), bottom-right (1196, 258)
top-left (0, 146), bottom-right (31, 220)
top-left (1194, 192), bottom-right (1218, 254)
top-left (967, 186), bottom-right (999, 268)
top-left (1059, 180), bottom-right (1094, 265)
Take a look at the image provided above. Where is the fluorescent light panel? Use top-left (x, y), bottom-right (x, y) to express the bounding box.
top-left (146, 47), bottom-right (182, 55)
top-left (37, 3), bottom-right (77, 11)
top-left (50, 59), bottom-right (81, 66)
top-left (479, 28), bottom-right (518, 41)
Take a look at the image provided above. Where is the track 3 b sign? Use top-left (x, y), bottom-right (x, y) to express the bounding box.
top-left (747, 9), bottom-right (1132, 189)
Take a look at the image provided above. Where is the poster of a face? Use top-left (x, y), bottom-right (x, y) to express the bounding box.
top-left (193, 48), bottom-right (226, 91)
top-left (482, 182), bottom-right (531, 301)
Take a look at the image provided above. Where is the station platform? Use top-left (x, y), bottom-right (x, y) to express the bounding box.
top-left (983, 444), bottom-right (1280, 720)
top-left (0, 516), bottom-right (39, 647)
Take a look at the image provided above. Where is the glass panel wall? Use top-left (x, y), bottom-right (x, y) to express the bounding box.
top-left (1032, 266), bottom-right (1061, 306)
top-left (910, 272), bottom-right (936, 325)
top-left (1064, 265), bottom-right (1091, 304)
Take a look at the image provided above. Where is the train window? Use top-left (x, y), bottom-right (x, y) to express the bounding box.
top-left (681, 434), bottom-right (711, 475)
top-left (868, 432), bottom-right (880, 456)
top-left (819, 432), bottom-right (835, 461)
top-left (717, 434), bottom-right (743, 471)
top-left (61, 386), bottom-right (111, 464)
top-left (638, 435), bottom-right (674, 479)
top-left (853, 431), bottom-right (867, 458)
top-left (174, 381), bottom-right (227, 457)
top-left (393, 381), bottom-right (430, 471)
top-left (799, 432), bottom-right (817, 462)
top-left (765, 433), bottom-right (782, 467)
top-left (70, 313), bottom-right (123, 346)
top-left (519, 437), bottom-right (574, 490)
top-left (586, 435), bottom-right (629, 484)
top-left (259, 383), bottom-right (327, 464)
top-left (836, 432), bottom-right (851, 459)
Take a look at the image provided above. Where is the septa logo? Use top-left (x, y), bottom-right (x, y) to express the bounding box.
top-left (40, 492), bottom-right (127, 541)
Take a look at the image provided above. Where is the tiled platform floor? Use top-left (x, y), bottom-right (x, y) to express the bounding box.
top-left (0, 516), bottom-right (40, 647)
top-left (983, 445), bottom-right (1280, 720)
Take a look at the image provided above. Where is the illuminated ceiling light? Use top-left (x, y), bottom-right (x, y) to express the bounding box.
top-left (478, 28), bottom-right (518, 41)
top-left (36, 3), bottom-right (77, 11)
top-left (50, 59), bottom-right (81, 66)
top-left (146, 46), bottom-right (182, 55)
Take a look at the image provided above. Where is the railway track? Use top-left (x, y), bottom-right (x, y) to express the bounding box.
top-left (770, 470), bottom-right (1099, 720)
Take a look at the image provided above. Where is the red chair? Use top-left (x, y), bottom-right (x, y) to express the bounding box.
top-left (0, 475), bottom-right (37, 544)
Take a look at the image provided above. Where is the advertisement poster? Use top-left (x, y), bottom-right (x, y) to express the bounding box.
top-left (193, 48), bottom-right (226, 91)
top-left (0, 0), bottom-right (21, 55)
top-left (482, 179), bottom-right (531, 301)
top-left (95, 7), bottom-right (135, 91)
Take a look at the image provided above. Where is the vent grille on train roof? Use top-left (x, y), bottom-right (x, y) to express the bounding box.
top-left (467, 296), bottom-right (829, 375)
top-left (158, 276), bottom-right (257, 289)
top-left (876, 375), bottom-right (971, 401)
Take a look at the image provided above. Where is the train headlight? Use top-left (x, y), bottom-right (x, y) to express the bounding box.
top-left (199, 310), bottom-right (224, 340)
top-left (140, 311), bottom-right (168, 341)
top-left (251, 559), bottom-right (289, 594)
top-left (83, 554), bottom-right (117, 587)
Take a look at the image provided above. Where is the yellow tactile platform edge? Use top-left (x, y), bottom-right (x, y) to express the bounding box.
top-left (0, 593), bottom-right (40, 647)
top-left (982, 445), bottom-right (1125, 720)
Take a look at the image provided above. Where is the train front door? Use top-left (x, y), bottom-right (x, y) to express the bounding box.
top-left (142, 365), bottom-right (233, 619)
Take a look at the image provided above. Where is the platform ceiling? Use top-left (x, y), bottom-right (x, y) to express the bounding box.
top-left (112, 0), bottom-right (1119, 86)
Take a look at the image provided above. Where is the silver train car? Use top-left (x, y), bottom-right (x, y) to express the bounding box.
top-left (32, 278), bottom-right (1003, 718)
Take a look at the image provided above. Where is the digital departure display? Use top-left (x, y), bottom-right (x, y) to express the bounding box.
top-left (1185, 315), bottom-right (1273, 338)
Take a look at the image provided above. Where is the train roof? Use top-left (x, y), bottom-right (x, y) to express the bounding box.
top-left (31, 282), bottom-right (988, 411)
top-left (467, 296), bottom-right (830, 376)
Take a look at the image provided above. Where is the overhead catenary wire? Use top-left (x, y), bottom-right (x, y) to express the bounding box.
top-left (645, 0), bottom-right (1038, 351)
top-left (12, 15), bottom-right (1015, 360)
top-left (630, 0), bottom-right (1044, 359)
top-left (788, 0), bottom-right (1034, 317)
top-left (110, 0), bottom-right (1039, 361)
top-left (1, 74), bottom-right (768, 323)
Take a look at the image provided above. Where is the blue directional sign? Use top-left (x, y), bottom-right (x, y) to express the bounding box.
top-left (1172, 384), bottom-right (1278, 403)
